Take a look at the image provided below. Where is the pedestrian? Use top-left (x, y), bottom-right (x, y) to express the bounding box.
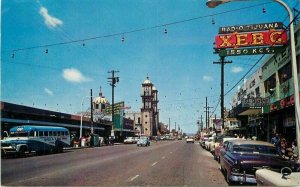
top-left (271, 133), bottom-right (281, 154)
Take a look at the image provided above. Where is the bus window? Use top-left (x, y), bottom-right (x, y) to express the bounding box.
top-left (64, 131), bottom-right (69, 136)
top-left (29, 130), bottom-right (34, 137)
top-left (38, 131), bottom-right (43, 137)
top-left (49, 131), bottom-right (53, 136)
top-left (44, 131), bottom-right (49, 136)
top-left (53, 131), bottom-right (57, 136)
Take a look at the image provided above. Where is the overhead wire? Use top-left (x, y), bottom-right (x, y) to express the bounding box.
top-left (8, 2), bottom-right (273, 53)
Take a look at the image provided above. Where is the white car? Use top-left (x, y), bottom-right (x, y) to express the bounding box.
top-left (205, 137), bottom-right (214, 150)
top-left (256, 168), bottom-right (300, 186)
top-left (186, 136), bottom-right (194, 143)
top-left (124, 137), bottom-right (137, 144)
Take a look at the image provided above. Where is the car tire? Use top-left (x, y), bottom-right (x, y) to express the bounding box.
top-left (225, 170), bottom-right (232, 184)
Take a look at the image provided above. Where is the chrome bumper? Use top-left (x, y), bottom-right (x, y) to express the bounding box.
top-left (230, 172), bottom-right (257, 184)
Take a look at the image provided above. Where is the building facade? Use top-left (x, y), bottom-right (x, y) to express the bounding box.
top-left (229, 22), bottom-right (300, 142)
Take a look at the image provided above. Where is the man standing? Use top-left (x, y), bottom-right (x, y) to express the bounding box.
top-left (271, 133), bottom-right (281, 154)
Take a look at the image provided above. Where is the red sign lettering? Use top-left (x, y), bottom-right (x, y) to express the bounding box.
top-left (215, 30), bottom-right (287, 49)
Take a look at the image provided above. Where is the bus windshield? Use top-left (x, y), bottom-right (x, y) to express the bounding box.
top-left (10, 132), bottom-right (29, 137)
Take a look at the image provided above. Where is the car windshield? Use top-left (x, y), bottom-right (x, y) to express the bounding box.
top-left (233, 144), bottom-right (278, 155)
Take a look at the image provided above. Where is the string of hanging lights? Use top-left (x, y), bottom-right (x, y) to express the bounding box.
top-left (9, 2), bottom-right (272, 58)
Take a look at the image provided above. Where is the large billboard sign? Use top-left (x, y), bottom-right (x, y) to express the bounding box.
top-left (215, 22), bottom-right (287, 56)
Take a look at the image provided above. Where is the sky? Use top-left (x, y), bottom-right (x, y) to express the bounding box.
top-left (1, 0), bottom-right (299, 134)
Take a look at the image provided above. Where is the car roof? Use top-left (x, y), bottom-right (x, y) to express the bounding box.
top-left (227, 140), bottom-right (274, 146)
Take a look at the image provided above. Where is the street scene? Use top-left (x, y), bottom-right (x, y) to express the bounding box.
top-left (2, 0), bottom-right (300, 186)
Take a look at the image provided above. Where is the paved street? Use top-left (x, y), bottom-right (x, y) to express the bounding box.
top-left (1, 141), bottom-right (228, 186)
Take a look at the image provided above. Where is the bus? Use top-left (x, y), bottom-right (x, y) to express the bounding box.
top-left (1, 125), bottom-right (70, 156)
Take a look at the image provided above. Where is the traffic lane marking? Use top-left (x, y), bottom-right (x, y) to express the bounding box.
top-left (151, 162), bottom-right (158, 167)
top-left (129, 175), bottom-right (139, 181)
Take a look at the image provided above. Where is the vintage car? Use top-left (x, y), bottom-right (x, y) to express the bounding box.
top-left (186, 136), bottom-right (194, 143)
top-left (199, 134), bottom-right (211, 147)
top-left (124, 137), bottom-right (137, 144)
top-left (220, 140), bottom-right (296, 185)
top-left (256, 167), bottom-right (300, 186)
top-left (214, 137), bottom-right (240, 162)
top-left (137, 136), bottom-right (150, 147)
top-left (205, 137), bottom-right (214, 150)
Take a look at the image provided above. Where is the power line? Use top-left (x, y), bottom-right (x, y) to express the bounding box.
top-left (9, 2), bottom-right (273, 53)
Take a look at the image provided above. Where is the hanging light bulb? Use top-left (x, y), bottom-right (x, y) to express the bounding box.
top-left (164, 27), bottom-right (168, 34)
top-left (82, 42), bottom-right (85, 46)
top-left (212, 17), bottom-right (215, 25)
top-left (262, 7), bottom-right (266, 13)
top-left (11, 52), bottom-right (14, 59)
top-left (45, 49), bottom-right (48, 54)
top-left (121, 34), bottom-right (125, 42)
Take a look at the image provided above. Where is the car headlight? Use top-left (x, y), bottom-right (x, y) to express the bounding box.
top-left (232, 167), bottom-right (240, 173)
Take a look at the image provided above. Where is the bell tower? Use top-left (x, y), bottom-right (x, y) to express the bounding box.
top-left (141, 76), bottom-right (153, 136)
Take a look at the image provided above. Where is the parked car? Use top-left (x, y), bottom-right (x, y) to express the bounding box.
top-left (137, 136), bottom-right (150, 147)
top-left (214, 137), bottom-right (240, 162)
top-left (256, 167), bottom-right (300, 186)
top-left (199, 134), bottom-right (210, 148)
top-left (220, 140), bottom-right (296, 185)
top-left (124, 137), bottom-right (137, 144)
top-left (186, 136), bottom-right (194, 143)
top-left (205, 137), bottom-right (214, 150)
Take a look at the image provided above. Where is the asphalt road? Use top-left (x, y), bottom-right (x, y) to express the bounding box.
top-left (1, 140), bottom-right (228, 186)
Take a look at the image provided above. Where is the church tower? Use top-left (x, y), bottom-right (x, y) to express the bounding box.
top-left (141, 76), bottom-right (158, 136)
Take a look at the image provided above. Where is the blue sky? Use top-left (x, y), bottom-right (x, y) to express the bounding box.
top-left (2, 0), bottom-right (299, 133)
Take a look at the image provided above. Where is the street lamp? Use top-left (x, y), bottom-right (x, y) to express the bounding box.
top-left (80, 96), bottom-right (92, 139)
top-left (206, 0), bottom-right (300, 161)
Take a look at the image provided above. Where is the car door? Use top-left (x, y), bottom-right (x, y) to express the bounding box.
top-left (220, 141), bottom-right (231, 169)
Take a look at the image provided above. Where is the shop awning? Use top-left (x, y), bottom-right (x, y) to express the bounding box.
top-left (238, 108), bottom-right (262, 116)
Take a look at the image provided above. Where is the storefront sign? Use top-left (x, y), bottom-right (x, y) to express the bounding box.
top-left (215, 30), bottom-right (287, 49)
top-left (219, 47), bottom-right (282, 57)
top-left (242, 97), bottom-right (270, 108)
top-left (219, 22), bottom-right (283, 34)
top-left (263, 92), bottom-right (300, 113)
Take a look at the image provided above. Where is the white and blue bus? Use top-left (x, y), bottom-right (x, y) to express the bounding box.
top-left (1, 125), bottom-right (70, 156)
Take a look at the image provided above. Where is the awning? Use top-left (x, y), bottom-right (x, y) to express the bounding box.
top-left (114, 128), bottom-right (135, 132)
top-left (238, 108), bottom-right (262, 116)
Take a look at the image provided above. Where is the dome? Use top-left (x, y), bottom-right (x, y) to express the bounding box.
top-left (94, 96), bottom-right (109, 104)
top-left (152, 86), bottom-right (157, 91)
top-left (143, 76), bottom-right (152, 84)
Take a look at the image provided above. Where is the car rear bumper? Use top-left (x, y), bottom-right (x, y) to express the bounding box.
top-left (230, 172), bottom-right (256, 184)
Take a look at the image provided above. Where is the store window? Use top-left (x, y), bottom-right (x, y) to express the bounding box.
top-left (264, 74), bottom-right (276, 94)
top-left (278, 62), bottom-right (292, 84)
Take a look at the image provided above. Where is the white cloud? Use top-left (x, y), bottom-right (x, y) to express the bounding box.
top-left (231, 66), bottom-right (243, 73)
top-left (62, 68), bottom-right (92, 83)
top-left (39, 6), bottom-right (63, 28)
top-left (203, 75), bottom-right (213, 81)
top-left (44, 88), bottom-right (53, 96)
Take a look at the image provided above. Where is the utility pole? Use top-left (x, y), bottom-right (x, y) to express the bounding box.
top-left (200, 115), bottom-right (203, 131)
top-left (90, 89), bottom-right (93, 134)
top-left (108, 70), bottom-right (119, 137)
top-left (214, 114), bottom-right (217, 132)
top-left (213, 56), bottom-right (232, 130)
top-left (169, 118), bottom-right (171, 132)
top-left (204, 96), bottom-right (213, 130)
